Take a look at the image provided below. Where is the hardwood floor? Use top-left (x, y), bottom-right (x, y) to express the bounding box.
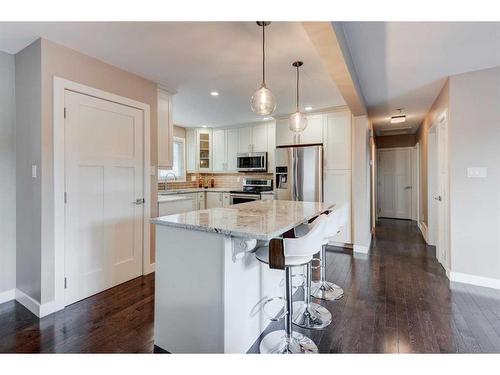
top-left (1, 218), bottom-right (499, 353)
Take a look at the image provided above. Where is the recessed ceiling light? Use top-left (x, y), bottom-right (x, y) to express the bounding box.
top-left (210, 91), bottom-right (219, 96)
top-left (305, 106), bottom-right (313, 111)
top-left (263, 117), bottom-right (272, 120)
top-left (202, 125), bottom-right (208, 128)
top-left (390, 115), bottom-right (406, 124)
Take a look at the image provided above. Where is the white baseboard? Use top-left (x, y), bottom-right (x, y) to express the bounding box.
top-left (353, 236), bottom-right (371, 254)
top-left (15, 288), bottom-right (41, 317)
top-left (15, 289), bottom-right (63, 318)
top-left (0, 288), bottom-right (15, 304)
top-left (143, 262), bottom-right (155, 275)
top-left (418, 221), bottom-right (428, 243)
top-left (450, 272), bottom-right (500, 290)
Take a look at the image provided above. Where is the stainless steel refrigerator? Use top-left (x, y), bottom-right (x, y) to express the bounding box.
top-left (275, 145), bottom-right (323, 202)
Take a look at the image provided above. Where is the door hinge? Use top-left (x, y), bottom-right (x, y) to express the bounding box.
top-left (64, 192), bottom-right (67, 204)
top-left (64, 277), bottom-right (67, 289)
top-left (64, 107), bottom-right (67, 119)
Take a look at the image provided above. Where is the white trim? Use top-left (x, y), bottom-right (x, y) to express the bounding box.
top-left (0, 289), bottom-right (15, 304)
top-left (450, 272), bottom-right (500, 290)
top-left (15, 289), bottom-right (41, 317)
top-left (418, 221), bottom-right (428, 244)
top-left (53, 77), bottom-right (152, 313)
top-left (353, 236), bottom-right (371, 254)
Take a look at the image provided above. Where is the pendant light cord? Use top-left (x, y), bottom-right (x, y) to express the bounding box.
top-left (262, 23), bottom-right (266, 86)
top-left (296, 65), bottom-right (299, 110)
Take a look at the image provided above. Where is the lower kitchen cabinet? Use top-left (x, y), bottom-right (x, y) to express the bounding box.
top-left (158, 198), bottom-right (195, 216)
top-left (324, 169), bottom-right (352, 244)
top-left (222, 193), bottom-right (230, 207)
top-left (206, 191), bottom-right (224, 208)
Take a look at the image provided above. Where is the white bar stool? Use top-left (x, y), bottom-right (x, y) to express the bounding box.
top-left (310, 205), bottom-right (348, 301)
top-left (255, 214), bottom-right (328, 354)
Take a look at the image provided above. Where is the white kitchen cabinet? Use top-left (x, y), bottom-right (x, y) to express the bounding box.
top-left (238, 127), bottom-right (253, 153)
top-left (324, 170), bottom-right (351, 244)
top-left (212, 128), bottom-right (226, 172)
top-left (197, 129), bottom-right (212, 172)
top-left (158, 198), bottom-right (194, 216)
top-left (157, 88), bottom-right (174, 168)
top-left (206, 192), bottom-right (223, 208)
top-left (267, 122), bottom-right (276, 173)
top-left (275, 114), bottom-right (323, 146)
top-left (197, 192), bottom-right (206, 210)
top-left (226, 128), bottom-right (239, 172)
top-left (252, 124), bottom-right (268, 152)
top-left (324, 110), bottom-right (352, 170)
top-left (186, 129), bottom-right (196, 172)
top-left (222, 193), bottom-right (231, 207)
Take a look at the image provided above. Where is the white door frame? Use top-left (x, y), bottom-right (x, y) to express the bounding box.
top-left (376, 146), bottom-right (416, 220)
top-left (53, 77), bottom-right (152, 311)
top-left (415, 142), bottom-right (420, 223)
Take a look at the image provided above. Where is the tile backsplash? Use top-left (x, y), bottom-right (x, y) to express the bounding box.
top-left (159, 172), bottom-right (273, 191)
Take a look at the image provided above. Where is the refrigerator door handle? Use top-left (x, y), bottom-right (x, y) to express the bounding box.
top-left (293, 148), bottom-right (299, 201)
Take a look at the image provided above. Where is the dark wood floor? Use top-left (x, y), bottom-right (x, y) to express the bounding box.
top-left (1, 218), bottom-right (500, 353)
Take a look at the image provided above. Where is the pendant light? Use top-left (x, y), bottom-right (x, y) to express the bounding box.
top-left (289, 61), bottom-right (308, 133)
top-left (251, 21), bottom-right (276, 116)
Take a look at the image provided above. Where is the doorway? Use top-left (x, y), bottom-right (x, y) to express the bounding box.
top-left (377, 147), bottom-right (415, 220)
top-left (63, 90), bottom-right (145, 305)
top-left (427, 112), bottom-right (450, 272)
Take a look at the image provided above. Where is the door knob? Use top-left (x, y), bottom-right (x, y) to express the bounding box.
top-left (405, 186), bottom-right (412, 190)
top-left (133, 198), bottom-right (145, 205)
top-left (435, 196), bottom-right (442, 201)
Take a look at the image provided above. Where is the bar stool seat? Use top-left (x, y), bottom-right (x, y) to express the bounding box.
top-left (255, 246), bottom-right (312, 267)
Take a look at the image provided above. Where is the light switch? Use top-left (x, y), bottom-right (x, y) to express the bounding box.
top-left (467, 167), bottom-right (487, 178)
top-left (31, 165), bottom-right (37, 178)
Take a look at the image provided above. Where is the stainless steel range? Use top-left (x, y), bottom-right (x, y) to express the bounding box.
top-left (229, 178), bottom-right (273, 205)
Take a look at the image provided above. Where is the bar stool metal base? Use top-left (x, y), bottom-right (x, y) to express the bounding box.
top-left (311, 280), bottom-right (344, 301)
top-left (259, 330), bottom-right (318, 354)
top-left (292, 301), bottom-right (332, 330)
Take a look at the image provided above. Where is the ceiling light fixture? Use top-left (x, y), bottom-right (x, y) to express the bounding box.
top-left (202, 125), bottom-right (208, 128)
top-left (305, 106), bottom-right (313, 111)
top-left (250, 21), bottom-right (276, 116)
top-left (210, 91), bottom-right (219, 96)
top-left (288, 61), bottom-right (308, 133)
top-left (390, 109), bottom-right (406, 124)
top-left (263, 117), bottom-right (272, 120)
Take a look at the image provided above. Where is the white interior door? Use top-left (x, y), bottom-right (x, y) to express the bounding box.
top-left (64, 90), bottom-right (144, 305)
top-left (427, 130), bottom-right (438, 245)
top-left (436, 115), bottom-right (450, 271)
top-left (378, 148), bottom-right (412, 219)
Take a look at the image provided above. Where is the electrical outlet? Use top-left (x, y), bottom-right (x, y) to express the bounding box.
top-left (31, 165), bottom-right (37, 178)
top-left (236, 177), bottom-right (241, 182)
top-left (191, 175), bottom-right (197, 182)
top-left (467, 167), bottom-right (487, 178)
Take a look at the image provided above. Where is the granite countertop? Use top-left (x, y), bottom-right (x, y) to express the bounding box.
top-left (159, 188), bottom-right (232, 195)
top-left (152, 200), bottom-right (334, 241)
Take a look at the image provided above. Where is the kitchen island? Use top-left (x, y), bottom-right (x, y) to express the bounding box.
top-left (152, 200), bottom-right (334, 353)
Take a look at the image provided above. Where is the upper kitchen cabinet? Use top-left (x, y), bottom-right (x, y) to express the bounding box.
top-left (186, 128), bottom-right (196, 172)
top-left (197, 128), bottom-right (212, 171)
top-left (324, 109), bottom-right (352, 170)
top-left (238, 126), bottom-right (253, 153)
top-left (226, 128), bottom-right (239, 172)
top-left (275, 114), bottom-right (323, 146)
top-left (157, 87), bottom-right (174, 168)
top-left (212, 128), bottom-right (227, 172)
top-left (251, 124), bottom-right (268, 152)
top-left (267, 121), bottom-right (276, 172)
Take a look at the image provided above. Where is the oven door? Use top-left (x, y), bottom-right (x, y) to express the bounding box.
top-left (229, 193), bottom-right (261, 205)
top-left (236, 153), bottom-right (267, 172)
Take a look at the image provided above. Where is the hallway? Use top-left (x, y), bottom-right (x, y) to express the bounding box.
top-left (1, 219), bottom-right (500, 353)
top-left (250, 219), bottom-right (500, 353)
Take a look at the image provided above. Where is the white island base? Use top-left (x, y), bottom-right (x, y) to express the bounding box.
top-left (154, 225), bottom-right (283, 353)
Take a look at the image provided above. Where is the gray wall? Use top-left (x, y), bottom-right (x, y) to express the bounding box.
top-left (0, 51), bottom-right (16, 294)
top-left (15, 40), bottom-right (42, 302)
top-left (449, 66), bottom-right (500, 280)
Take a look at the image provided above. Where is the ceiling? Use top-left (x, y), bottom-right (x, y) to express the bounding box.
top-left (341, 22), bottom-right (500, 133)
top-left (0, 22), bottom-right (345, 127)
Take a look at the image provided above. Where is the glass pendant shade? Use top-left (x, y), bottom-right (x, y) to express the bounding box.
top-left (251, 84), bottom-right (277, 116)
top-left (289, 110), bottom-right (308, 133)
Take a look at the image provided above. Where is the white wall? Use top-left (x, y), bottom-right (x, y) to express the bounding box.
top-left (449, 66), bottom-right (500, 281)
top-left (0, 51), bottom-right (16, 296)
top-left (352, 115), bottom-right (372, 251)
top-left (15, 40), bottom-right (43, 302)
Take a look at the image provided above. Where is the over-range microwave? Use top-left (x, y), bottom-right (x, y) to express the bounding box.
top-left (236, 152), bottom-right (267, 172)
